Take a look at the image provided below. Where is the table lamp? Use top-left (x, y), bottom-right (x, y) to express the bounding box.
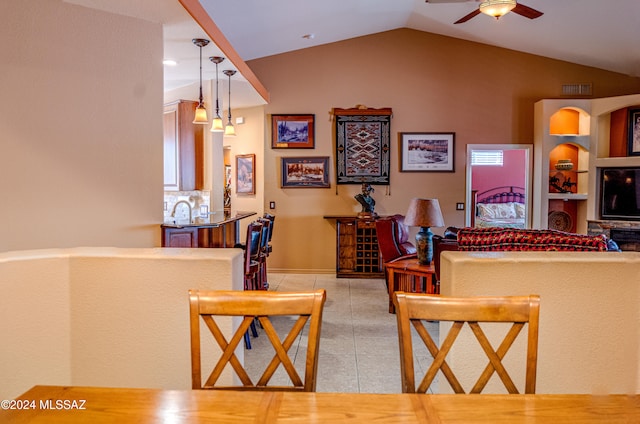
top-left (404, 198), bottom-right (445, 265)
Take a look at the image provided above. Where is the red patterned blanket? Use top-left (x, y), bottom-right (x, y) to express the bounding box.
top-left (457, 227), bottom-right (608, 252)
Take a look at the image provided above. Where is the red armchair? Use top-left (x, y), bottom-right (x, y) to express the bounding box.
top-left (376, 215), bottom-right (417, 262)
top-left (375, 215), bottom-right (417, 288)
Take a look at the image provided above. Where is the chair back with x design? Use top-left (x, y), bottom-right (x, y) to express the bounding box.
top-left (394, 292), bottom-right (540, 394)
top-left (189, 289), bottom-right (326, 391)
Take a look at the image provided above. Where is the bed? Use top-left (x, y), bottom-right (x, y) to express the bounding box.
top-left (471, 186), bottom-right (526, 228)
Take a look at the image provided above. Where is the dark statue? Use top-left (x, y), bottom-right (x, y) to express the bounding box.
top-left (355, 183), bottom-right (376, 216)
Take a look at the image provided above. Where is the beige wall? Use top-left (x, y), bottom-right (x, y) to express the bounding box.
top-left (0, 247), bottom-right (243, 399)
top-left (225, 105), bottom-right (266, 219)
top-left (248, 28), bottom-right (640, 273)
top-left (439, 251), bottom-right (640, 394)
top-left (0, 1), bottom-right (163, 253)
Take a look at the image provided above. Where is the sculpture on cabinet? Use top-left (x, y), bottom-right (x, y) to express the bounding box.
top-left (355, 183), bottom-right (376, 218)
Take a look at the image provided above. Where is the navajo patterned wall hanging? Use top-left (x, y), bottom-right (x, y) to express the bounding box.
top-left (334, 106), bottom-right (392, 185)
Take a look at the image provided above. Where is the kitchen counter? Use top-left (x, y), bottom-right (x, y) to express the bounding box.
top-left (162, 210), bottom-right (255, 228)
top-left (161, 210), bottom-right (256, 248)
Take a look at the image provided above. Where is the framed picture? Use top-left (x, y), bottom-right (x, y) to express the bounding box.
top-left (271, 114), bottom-right (315, 149)
top-left (399, 132), bottom-right (455, 172)
top-left (236, 154), bottom-right (255, 195)
top-left (281, 156), bottom-right (330, 188)
top-left (223, 165), bottom-right (231, 209)
top-left (628, 108), bottom-right (640, 156)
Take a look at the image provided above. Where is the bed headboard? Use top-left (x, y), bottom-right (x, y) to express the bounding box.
top-left (471, 186), bottom-right (525, 226)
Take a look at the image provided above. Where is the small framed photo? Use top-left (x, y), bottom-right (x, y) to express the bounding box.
top-left (281, 156), bottom-right (330, 188)
top-left (399, 132), bottom-right (455, 172)
top-left (628, 108), bottom-right (640, 156)
top-left (271, 114), bottom-right (315, 149)
top-left (236, 154), bottom-right (255, 195)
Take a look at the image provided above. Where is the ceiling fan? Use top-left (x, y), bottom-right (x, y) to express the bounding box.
top-left (426, 0), bottom-right (543, 24)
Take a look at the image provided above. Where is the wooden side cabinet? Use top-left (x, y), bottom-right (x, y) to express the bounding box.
top-left (163, 100), bottom-right (204, 191)
top-left (161, 227), bottom-right (198, 247)
top-left (325, 216), bottom-right (384, 279)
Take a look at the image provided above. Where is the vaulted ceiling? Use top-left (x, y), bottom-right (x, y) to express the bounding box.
top-left (66, 0), bottom-right (640, 107)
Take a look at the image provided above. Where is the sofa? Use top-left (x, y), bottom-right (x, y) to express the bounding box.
top-left (433, 227), bottom-right (619, 284)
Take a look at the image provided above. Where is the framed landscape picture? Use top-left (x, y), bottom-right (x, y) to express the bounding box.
top-left (236, 154), bottom-right (255, 195)
top-left (399, 132), bottom-right (455, 172)
top-left (281, 156), bottom-right (330, 188)
top-left (271, 114), bottom-right (315, 149)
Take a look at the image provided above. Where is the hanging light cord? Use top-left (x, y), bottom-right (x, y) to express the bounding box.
top-left (214, 61), bottom-right (220, 117)
top-left (223, 70), bottom-right (236, 123)
top-left (227, 73), bottom-right (232, 122)
top-left (198, 47), bottom-right (204, 107)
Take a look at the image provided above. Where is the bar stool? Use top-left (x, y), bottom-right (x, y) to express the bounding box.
top-left (243, 221), bottom-right (263, 349)
top-left (263, 213), bottom-right (276, 254)
top-left (256, 217), bottom-right (272, 290)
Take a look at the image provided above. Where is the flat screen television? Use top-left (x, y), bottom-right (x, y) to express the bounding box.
top-left (600, 167), bottom-right (640, 220)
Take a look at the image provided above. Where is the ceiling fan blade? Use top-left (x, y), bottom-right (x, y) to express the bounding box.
top-left (454, 9), bottom-right (481, 24)
top-left (512, 3), bottom-right (544, 19)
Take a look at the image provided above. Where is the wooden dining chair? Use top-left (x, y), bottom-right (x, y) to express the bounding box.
top-left (393, 292), bottom-right (540, 394)
top-left (189, 289), bottom-right (327, 391)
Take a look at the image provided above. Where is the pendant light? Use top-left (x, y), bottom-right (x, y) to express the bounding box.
top-left (192, 38), bottom-right (210, 124)
top-left (479, 0), bottom-right (516, 19)
top-left (223, 70), bottom-right (237, 137)
top-left (209, 56), bottom-right (225, 132)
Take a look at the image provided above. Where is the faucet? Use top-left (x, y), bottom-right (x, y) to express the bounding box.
top-left (170, 200), bottom-right (192, 223)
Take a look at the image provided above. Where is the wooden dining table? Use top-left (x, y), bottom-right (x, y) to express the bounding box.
top-left (1, 385), bottom-right (638, 423)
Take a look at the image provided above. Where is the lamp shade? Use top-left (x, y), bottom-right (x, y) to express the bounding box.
top-left (224, 122), bottom-right (236, 137)
top-left (479, 0), bottom-right (516, 18)
top-left (211, 116), bottom-right (224, 132)
top-left (404, 198), bottom-right (445, 229)
top-left (193, 105), bottom-right (208, 124)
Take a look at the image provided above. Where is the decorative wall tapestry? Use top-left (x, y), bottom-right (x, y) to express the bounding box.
top-left (334, 107), bottom-right (392, 185)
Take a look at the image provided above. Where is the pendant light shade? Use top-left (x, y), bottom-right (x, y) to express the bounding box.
top-left (209, 56), bottom-right (225, 132)
top-left (193, 106), bottom-right (208, 123)
top-left (479, 0), bottom-right (516, 19)
top-left (223, 70), bottom-right (237, 137)
top-left (192, 38), bottom-right (210, 124)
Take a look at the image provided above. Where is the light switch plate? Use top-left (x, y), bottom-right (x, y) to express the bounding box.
top-left (269, 201), bottom-right (276, 209)
top-left (456, 202), bottom-right (465, 210)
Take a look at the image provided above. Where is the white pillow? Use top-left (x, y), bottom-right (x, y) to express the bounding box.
top-left (477, 203), bottom-right (517, 219)
top-left (514, 202), bottom-right (526, 219)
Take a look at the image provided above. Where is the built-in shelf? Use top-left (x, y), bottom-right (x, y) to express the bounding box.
top-left (549, 108), bottom-right (590, 137)
top-left (549, 169), bottom-right (588, 173)
top-left (547, 193), bottom-right (588, 200)
top-left (535, 95), bottom-right (640, 234)
top-left (595, 157), bottom-right (640, 167)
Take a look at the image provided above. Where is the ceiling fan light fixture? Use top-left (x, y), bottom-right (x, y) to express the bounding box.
top-left (479, 0), bottom-right (516, 19)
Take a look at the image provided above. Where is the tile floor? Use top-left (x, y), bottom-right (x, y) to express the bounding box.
top-left (244, 273), bottom-right (438, 393)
